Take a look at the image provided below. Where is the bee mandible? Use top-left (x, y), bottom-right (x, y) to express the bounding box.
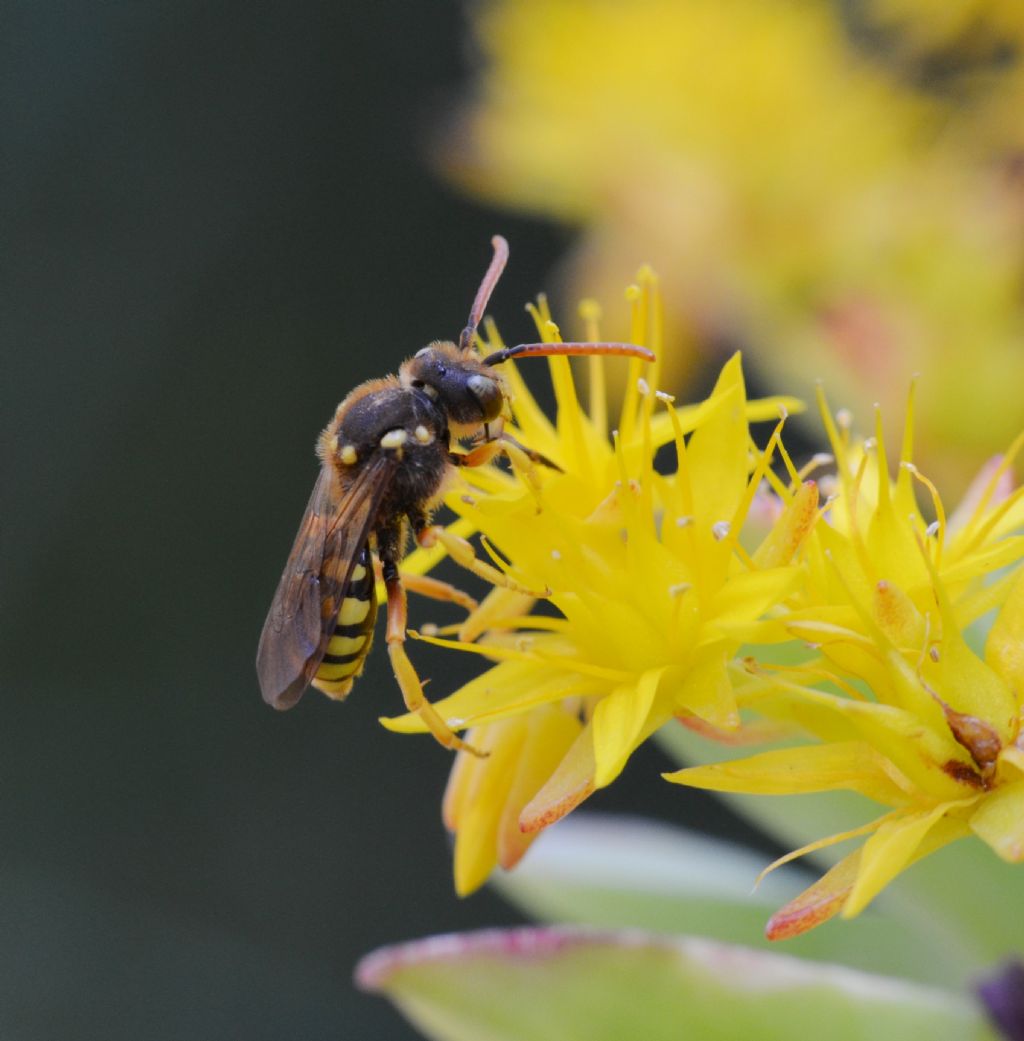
top-left (256, 235), bottom-right (655, 755)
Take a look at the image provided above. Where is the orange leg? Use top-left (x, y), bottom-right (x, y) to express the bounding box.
top-left (415, 525), bottom-right (548, 598)
top-left (400, 572), bottom-right (478, 612)
top-left (385, 575), bottom-right (487, 758)
top-left (373, 555), bottom-right (479, 613)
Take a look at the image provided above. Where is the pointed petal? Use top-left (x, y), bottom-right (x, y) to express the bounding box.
top-left (671, 647), bottom-right (738, 728)
top-left (844, 806), bottom-right (970, 917)
top-left (987, 567), bottom-right (1024, 708)
top-left (752, 480), bottom-right (820, 568)
top-left (519, 720), bottom-right (598, 833)
top-left (969, 779), bottom-right (1024, 863)
top-left (497, 706), bottom-right (583, 870)
top-left (452, 718), bottom-right (529, 896)
top-left (665, 741), bottom-right (912, 805)
top-left (381, 657), bottom-right (596, 734)
top-left (708, 565), bottom-right (803, 630)
top-left (766, 849), bottom-right (862, 941)
top-left (592, 668), bottom-right (664, 787)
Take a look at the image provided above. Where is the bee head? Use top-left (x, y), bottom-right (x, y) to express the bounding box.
top-left (400, 341), bottom-right (504, 428)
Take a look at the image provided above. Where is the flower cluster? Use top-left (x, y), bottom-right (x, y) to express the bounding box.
top-left (442, 0), bottom-right (1024, 490)
top-left (389, 273), bottom-right (1024, 938)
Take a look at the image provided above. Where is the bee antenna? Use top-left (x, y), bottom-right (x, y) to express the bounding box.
top-left (482, 342), bottom-right (656, 367)
top-left (459, 235), bottom-right (510, 353)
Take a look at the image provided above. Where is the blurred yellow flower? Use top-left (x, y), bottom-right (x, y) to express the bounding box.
top-left (443, 0), bottom-right (1024, 489)
top-left (388, 275), bottom-right (806, 894)
top-left (667, 394), bottom-right (1024, 937)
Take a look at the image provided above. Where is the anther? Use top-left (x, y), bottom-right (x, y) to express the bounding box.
top-left (668, 582), bottom-right (692, 597)
top-left (675, 515), bottom-right (693, 528)
top-left (926, 520), bottom-right (940, 537)
top-left (712, 521), bottom-right (731, 541)
top-left (655, 390), bottom-right (675, 404)
top-left (836, 408), bottom-right (852, 429)
top-left (551, 549), bottom-right (562, 561)
top-left (637, 377), bottom-right (650, 396)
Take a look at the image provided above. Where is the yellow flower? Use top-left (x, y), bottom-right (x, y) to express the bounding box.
top-left (442, 0), bottom-right (1024, 490)
top-left (387, 273), bottom-right (809, 893)
top-left (442, 702), bottom-right (583, 896)
top-left (666, 393), bottom-right (1024, 937)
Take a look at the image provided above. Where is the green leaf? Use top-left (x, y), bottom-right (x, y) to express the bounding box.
top-left (490, 812), bottom-right (966, 985)
top-left (356, 927), bottom-right (995, 1041)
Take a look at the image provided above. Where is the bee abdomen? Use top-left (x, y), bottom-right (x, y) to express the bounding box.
top-left (312, 546), bottom-right (378, 701)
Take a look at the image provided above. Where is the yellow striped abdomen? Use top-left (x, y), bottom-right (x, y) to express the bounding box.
top-left (312, 545), bottom-right (377, 701)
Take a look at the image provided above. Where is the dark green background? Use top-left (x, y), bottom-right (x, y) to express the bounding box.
top-left (1, 4), bottom-right (748, 1037)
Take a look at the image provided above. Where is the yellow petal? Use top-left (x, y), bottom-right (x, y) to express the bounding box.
top-left (519, 719), bottom-right (598, 834)
top-left (708, 565), bottom-right (803, 630)
top-left (671, 647), bottom-right (738, 729)
top-left (497, 705), bottom-right (583, 870)
top-left (451, 717), bottom-right (529, 897)
top-left (969, 779), bottom-right (1024, 862)
top-left (665, 741), bottom-right (912, 805)
top-left (751, 480), bottom-right (820, 568)
top-left (765, 849), bottom-right (862, 941)
top-left (592, 668), bottom-right (665, 788)
top-left (986, 566), bottom-right (1024, 706)
top-left (381, 657), bottom-right (596, 733)
top-left (843, 806), bottom-right (970, 917)
top-left (686, 355), bottom-right (749, 534)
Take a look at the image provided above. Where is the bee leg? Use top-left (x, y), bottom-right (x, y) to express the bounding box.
top-left (495, 432), bottom-right (563, 473)
top-left (401, 573), bottom-right (479, 612)
top-left (454, 435), bottom-right (559, 511)
top-left (381, 554), bottom-right (488, 758)
top-left (414, 523), bottom-right (550, 598)
top-left (373, 553), bottom-right (478, 612)
top-left (451, 441), bottom-right (503, 468)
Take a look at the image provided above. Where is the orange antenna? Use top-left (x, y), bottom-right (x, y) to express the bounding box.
top-left (459, 235), bottom-right (510, 353)
top-left (482, 341), bottom-right (655, 367)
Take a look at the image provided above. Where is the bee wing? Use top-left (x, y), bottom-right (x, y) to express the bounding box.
top-left (256, 453), bottom-right (397, 710)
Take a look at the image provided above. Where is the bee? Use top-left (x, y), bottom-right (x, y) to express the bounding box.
top-left (256, 235), bottom-right (654, 754)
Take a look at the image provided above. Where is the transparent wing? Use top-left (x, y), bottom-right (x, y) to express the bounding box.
top-left (256, 453), bottom-right (397, 709)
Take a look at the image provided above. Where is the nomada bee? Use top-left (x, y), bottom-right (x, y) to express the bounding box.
top-left (256, 235), bottom-right (654, 754)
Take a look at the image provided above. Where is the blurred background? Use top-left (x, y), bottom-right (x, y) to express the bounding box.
top-left (4, 1), bottom-right (1024, 1038)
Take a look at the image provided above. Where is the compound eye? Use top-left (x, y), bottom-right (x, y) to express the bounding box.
top-left (467, 373), bottom-right (502, 420)
top-left (415, 347), bottom-right (432, 359)
top-left (467, 374), bottom-right (495, 398)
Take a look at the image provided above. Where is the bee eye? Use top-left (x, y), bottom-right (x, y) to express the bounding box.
top-left (414, 347), bottom-right (431, 359)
